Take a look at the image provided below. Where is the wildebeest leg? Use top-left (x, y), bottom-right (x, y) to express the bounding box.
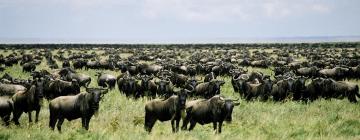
top-left (217, 121), bottom-right (223, 133)
top-left (4, 114), bottom-right (10, 126)
top-left (144, 113), bottom-right (156, 132)
top-left (35, 108), bottom-right (40, 122)
top-left (28, 111), bottom-right (33, 123)
top-left (213, 122), bottom-right (217, 131)
top-left (12, 110), bottom-right (22, 125)
top-left (85, 117), bottom-right (91, 130)
top-left (57, 117), bottom-right (64, 132)
top-left (181, 115), bottom-right (190, 130)
top-left (348, 93), bottom-right (357, 103)
top-left (188, 120), bottom-right (196, 131)
top-left (175, 117), bottom-right (181, 132)
top-left (171, 119), bottom-right (176, 132)
top-left (49, 118), bottom-right (57, 130)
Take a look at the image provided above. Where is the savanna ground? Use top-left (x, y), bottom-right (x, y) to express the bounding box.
top-left (0, 49), bottom-right (360, 140)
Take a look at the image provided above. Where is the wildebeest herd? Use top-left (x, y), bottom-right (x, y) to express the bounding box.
top-left (0, 43), bottom-right (359, 134)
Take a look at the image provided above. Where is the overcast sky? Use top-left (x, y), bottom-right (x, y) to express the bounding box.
top-left (0, 0), bottom-right (359, 43)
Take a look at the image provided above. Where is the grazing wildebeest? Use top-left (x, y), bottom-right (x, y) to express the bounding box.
top-left (0, 96), bottom-right (13, 126)
top-left (12, 78), bottom-right (44, 125)
top-left (144, 90), bottom-right (188, 133)
top-left (96, 72), bottom-right (116, 89)
top-left (22, 62), bottom-right (36, 72)
top-left (59, 68), bottom-right (91, 87)
top-left (181, 95), bottom-right (240, 133)
top-left (49, 87), bottom-right (108, 131)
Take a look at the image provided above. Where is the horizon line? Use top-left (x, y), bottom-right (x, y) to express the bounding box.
top-left (1, 35), bottom-right (360, 44)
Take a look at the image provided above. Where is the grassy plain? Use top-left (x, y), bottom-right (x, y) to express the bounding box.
top-left (0, 49), bottom-right (360, 140)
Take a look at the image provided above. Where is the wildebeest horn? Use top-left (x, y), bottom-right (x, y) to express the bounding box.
top-left (231, 98), bottom-right (240, 102)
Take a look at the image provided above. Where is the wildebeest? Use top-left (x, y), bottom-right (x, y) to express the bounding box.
top-left (204, 72), bottom-right (217, 82)
top-left (181, 95), bottom-right (240, 133)
top-left (319, 67), bottom-right (349, 80)
top-left (49, 87), bottom-right (108, 131)
top-left (44, 78), bottom-right (81, 100)
top-left (144, 90), bottom-right (188, 133)
top-left (271, 78), bottom-right (294, 102)
top-left (137, 75), bottom-right (157, 98)
top-left (0, 83), bottom-right (27, 96)
top-left (243, 78), bottom-right (272, 101)
top-left (62, 60), bottom-right (70, 68)
top-left (96, 72), bottom-right (116, 89)
top-left (12, 78), bottom-right (44, 125)
top-left (22, 62), bottom-right (36, 72)
top-left (59, 68), bottom-right (91, 87)
top-left (194, 79), bottom-right (225, 98)
top-left (155, 78), bottom-right (174, 98)
top-left (0, 96), bottom-right (13, 126)
top-left (321, 79), bottom-right (360, 102)
top-left (296, 66), bottom-right (319, 77)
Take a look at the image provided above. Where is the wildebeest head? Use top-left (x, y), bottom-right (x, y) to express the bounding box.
top-left (126, 77), bottom-right (137, 90)
top-left (140, 75), bottom-right (153, 88)
top-left (220, 98), bottom-right (240, 122)
top-left (156, 78), bottom-right (171, 91)
top-left (186, 77), bottom-right (202, 89)
top-left (86, 87), bottom-right (108, 111)
top-left (176, 89), bottom-right (188, 109)
top-left (210, 80), bottom-right (225, 95)
top-left (292, 76), bottom-right (307, 90)
top-left (34, 78), bottom-right (44, 99)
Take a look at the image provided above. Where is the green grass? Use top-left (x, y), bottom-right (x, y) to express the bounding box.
top-left (1, 50), bottom-right (360, 140)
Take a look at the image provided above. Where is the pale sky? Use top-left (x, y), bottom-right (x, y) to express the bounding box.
top-left (0, 0), bottom-right (359, 43)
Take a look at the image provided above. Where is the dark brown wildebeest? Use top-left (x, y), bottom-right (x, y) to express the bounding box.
top-left (181, 95), bottom-right (240, 133)
top-left (137, 75), bottom-right (157, 99)
top-left (194, 79), bottom-right (225, 98)
top-left (155, 78), bottom-right (174, 98)
top-left (59, 68), bottom-right (91, 87)
top-left (44, 77), bottom-right (81, 100)
top-left (49, 87), bottom-right (108, 131)
top-left (144, 90), bottom-right (188, 133)
top-left (12, 78), bottom-right (44, 125)
top-left (22, 62), bottom-right (36, 72)
top-left (0, 96), bottom-right (13, 126)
